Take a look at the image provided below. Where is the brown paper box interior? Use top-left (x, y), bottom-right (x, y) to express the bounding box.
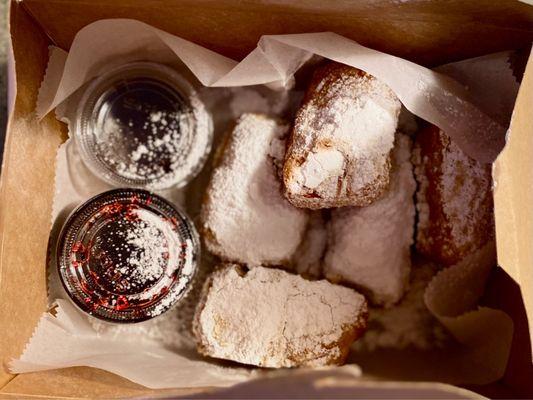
top-left (1, 0), bottom-right (532, 398)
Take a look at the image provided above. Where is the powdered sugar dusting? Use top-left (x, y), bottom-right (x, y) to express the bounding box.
top-left (355, 262), bottom-right (449, 351)
top-left (90, 207), bottom-right (189, 296)
top-left (414, 126), bottom-right (494, 266)
top-left (299, 96), bottom-right (398, 161)
top-left (293, 211), bottom-right (328, 278)
top-left (324, 133), bottom-right (416, 306)
top-left (123, 210), bottom-right (167, 287)
top-left (92, 255), bottom-right (210, 351)
top-left (229, 88), bottom-right (270, 117)
top-left (441, 139), bottom-right (491, 248)
top-left (284, 63), bottom-right (401, 208)
top-left (94, 91), bottom-right (211, 190)
top-left (193, 265), bottom-right (367, 368)
top-left (202, 114), bottom-right (308, 267)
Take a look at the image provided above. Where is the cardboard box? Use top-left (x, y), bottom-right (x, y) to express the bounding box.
top-left (1, 0), bottom-right (532, 398)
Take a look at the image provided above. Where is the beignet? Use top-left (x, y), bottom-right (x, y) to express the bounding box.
top-left (193, 264), bottom-right (368, 368)
top-left (201, 114), bottom-right (308, 267)
top-left (283, 62), bottom-right (401, 209)
top-left (413, 124), bottom-right (494, 266)
top-left (324, 133), bottom-right (416, 306)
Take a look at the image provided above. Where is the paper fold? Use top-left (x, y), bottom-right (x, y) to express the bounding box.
top-left (37, 19), bottom-right (507, 163)
top-left (425, 242), bottom-right (514, 384)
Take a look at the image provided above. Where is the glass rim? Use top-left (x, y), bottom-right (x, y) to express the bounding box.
top-left (74, 61), bottom-right (213, 190)
top-left (56, 188), bottom-right (200, 324)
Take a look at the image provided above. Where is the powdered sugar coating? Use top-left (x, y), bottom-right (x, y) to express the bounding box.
top-left (122, 208), bottom-right (169, 288)
top-left (355, 262), bottom-right (449, 351)
top-left (293, 211), bottom-right (328, 278)
top-left (324, 133), bottom-right (416, 306)
top-left (284, 62), bottom-right (401, 209)
top-left (414, 125), bottom-right (494, 266)
top-left (201, 114), bottom-right (308, 267)
top-left (100, 110), bottom-right (189, 184)
top-left (193, 264), bottom-right (368, 368)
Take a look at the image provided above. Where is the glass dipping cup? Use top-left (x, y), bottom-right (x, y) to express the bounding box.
top-left (74, 62), bottom-right (212, 190)
top-left (56, 188), bottom-right (199, 323)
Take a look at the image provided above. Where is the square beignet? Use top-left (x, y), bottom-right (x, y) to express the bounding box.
top-left (201, 113), bottom-right (308, 267)
top-left (193, 264), bottom-right (368, 368)
top-left (413, 124), bottom-right (494, 267)
top-left (283, 62), bottom-right (401, 209)
top-left (324, 133), bottom-right (416, 306)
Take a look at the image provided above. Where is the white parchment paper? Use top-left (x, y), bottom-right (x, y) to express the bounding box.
top-left (36, 19), bottom-right (509, 163)
top-left (10, 300), bottom-right (251, 389)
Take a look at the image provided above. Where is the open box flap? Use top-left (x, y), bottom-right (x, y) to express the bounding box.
top-left (493, 47), bottom-right (533, 354)
top-left (0, 0), bottom-right (66, 389)
top-left (20, 0), bottom-right (533, 65)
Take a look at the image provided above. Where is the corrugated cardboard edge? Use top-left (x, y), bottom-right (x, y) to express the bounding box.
top-left (493, 46), bottom-right (533, 356)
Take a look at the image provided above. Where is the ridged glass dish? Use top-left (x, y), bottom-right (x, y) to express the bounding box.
top-left (57, 189), bottom-right (199, 323)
